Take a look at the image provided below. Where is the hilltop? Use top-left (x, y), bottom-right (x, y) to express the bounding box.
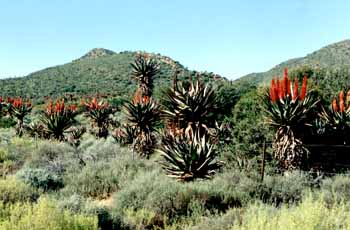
top-left (236, 39), bottom-right (350, 86)
top-left (0, 50), bottom-right (224, 103)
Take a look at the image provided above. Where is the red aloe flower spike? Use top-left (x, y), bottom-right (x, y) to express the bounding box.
top-left (283, 68), bottom-right (288, 79)
top-left (332, 98), bottom-right (338, 112)
top-left (346, 91), bottom-right (350, 108)
top-left (70, 104), bottom-right (77, 112)
top-left (278, 77), bottom-right (285, 100)
top-left (287, 78), bottom-right (291, 96)
top-left (47, 100), bottom-right (53, 115)
top-left (270, 78), bottom-right (277, 102)
top-left (0, 96), bottom-right (2, 103)
top-left (283, 68), bottom-right (289, 97)
top-left (276, 78), bottom-right (281, 100)
top-left (339, 90), bottom-right (345, 112)
top-left (300, 75), bottom-right (307, 100)
top-left (292, 78), bottom-right (299, 101)
top-left (81, 97), bottom-right (86, 107)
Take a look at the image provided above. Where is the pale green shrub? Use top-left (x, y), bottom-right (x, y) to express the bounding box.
top-left (232, 193), bottom-right (350, 230)
top-left (0, 177), bottom-right (39, 204)
top-left (0, 198), bottom-right (98, 230)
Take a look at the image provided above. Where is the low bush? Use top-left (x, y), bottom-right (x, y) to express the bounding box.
top-left (63, 154), bottom-right (150, 198)
top-left (320, 174), bottom-right (350, 204)
top-left (0, 177), bottom-right (39, 204)
top-left (17, 167), bottom-right (64, 192)
top-left (258, 171), bottom-right (311, 205)
top-left (231, 193), bottom-right (350, 230)
top-left (27, 141), bottom-right (75, 174)
top-left (0, 198), bottom-right (98, 230)
top-left (113, 170), bottom-right (244, 227)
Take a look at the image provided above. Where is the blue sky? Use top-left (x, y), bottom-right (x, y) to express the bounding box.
top-left (1, 0), bottom-right (350, 79)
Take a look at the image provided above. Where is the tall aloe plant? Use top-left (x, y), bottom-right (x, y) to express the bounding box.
top-left (159, 78), bottom-right (223, 180)
top-left (122, 98), bottom-right (160, 157)
top-left (263, 68), bottom-right (319, 170)
top-left (7, 97), bottom-right (33, 136)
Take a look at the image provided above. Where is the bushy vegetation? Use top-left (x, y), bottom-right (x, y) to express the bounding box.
top-left (2, 52), bottom-right (350, 229)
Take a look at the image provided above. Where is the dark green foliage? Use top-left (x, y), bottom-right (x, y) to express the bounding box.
top-left (237, 40), bottom-right (350, 86)
top-left (0, 51), bottom-right (224, 104)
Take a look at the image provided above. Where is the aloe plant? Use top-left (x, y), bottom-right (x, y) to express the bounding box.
top-left (39, 99), bottom-right (78, 141)
top-left (319, 90), bottom-right (350, 144)
top-left (7, 97), bottom-right (33, 136)
top-left (131, 55), bottom-right (160, 98)
top-left (161, 79), bottom-right (217, 137)
top-left (81, 97), bottom-right (114, 138)
top-left (158, 129), bottom-right (223, 181)
top-left (263, 68), bottom-right (319, 170)
top-left (122, 99), bottom-right (160, 157)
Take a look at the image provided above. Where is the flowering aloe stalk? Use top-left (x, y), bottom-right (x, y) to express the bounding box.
top-left (7, 97), bottom-right (33, 136)
top-left (263, 68), bottom-right (319, 170)
top-left (40, 99), bottom-right (78, 140)
top-left (81, 97), bottom-right (114, 138)
top-left (319, 90), bottom-right (350, 144)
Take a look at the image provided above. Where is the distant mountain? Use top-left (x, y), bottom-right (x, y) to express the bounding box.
top-left (0, 50), bottom-right (224, 103)
top-left (236, 39), bottom-right (350, 85)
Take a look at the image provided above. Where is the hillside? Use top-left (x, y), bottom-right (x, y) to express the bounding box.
top-left (0, 49), bottom-right (224, 103)
top-left (236, 39), bottom-right (350, 86)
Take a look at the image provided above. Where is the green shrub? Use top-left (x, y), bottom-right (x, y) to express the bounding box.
top-left (54, 193), bottom-right (124, 230)
top-left (113, 170), bottom-right (243, 226)
top-left (0, 198), bottom-right (98, 230)
top-left (321, 174), bottom-right (350, 204)
top-left (0, 177), bottom-right (39, 204)
top-left (231, 193), bottom-right (350, 230)
top-left (63, 154), bottom-right (149, 198)
top-left (17, 167), bottom-right (64, 192)
top-left (258, 171), bottom-right (311, 205)
top-left (28, 141), bottom-right (75, 174)
top-left (189, 208), bottom-right (240, 230)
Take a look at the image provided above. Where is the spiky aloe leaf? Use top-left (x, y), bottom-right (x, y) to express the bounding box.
top-left (131, 55), bottom-right (160, 98)
top-left (158, 130), bottom-right (223, 181)
top-left (161, 80), bottom-right (217, 136)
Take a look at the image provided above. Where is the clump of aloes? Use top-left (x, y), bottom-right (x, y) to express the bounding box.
top-left (263, 68), bottom-right (319, 170)
top-left (7, 97), bottom-right (33, 136)
top-left (81, 97), bottom-right (114, 138)
top-left (319, 90), bottom-right (350, 144)
top-left (40, 99), bottom-right (78, 141)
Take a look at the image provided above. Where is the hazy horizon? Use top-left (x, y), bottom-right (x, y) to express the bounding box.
top-left (1, 0), bottom-right (350, 79)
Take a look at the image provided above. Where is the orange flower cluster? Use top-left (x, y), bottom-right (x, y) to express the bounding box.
top-left (132, 88), bottom-right (150, 104)
top-left (332, 90), bottom-right (350, 113)
top-left (46, 99), bottom-right (77, 115)
top-left (269, 68), bottom-right (308, 103)
top-left (81, 97), bottom-right (109, 110)
top-left (8, 97), bottom-right (32, 108)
